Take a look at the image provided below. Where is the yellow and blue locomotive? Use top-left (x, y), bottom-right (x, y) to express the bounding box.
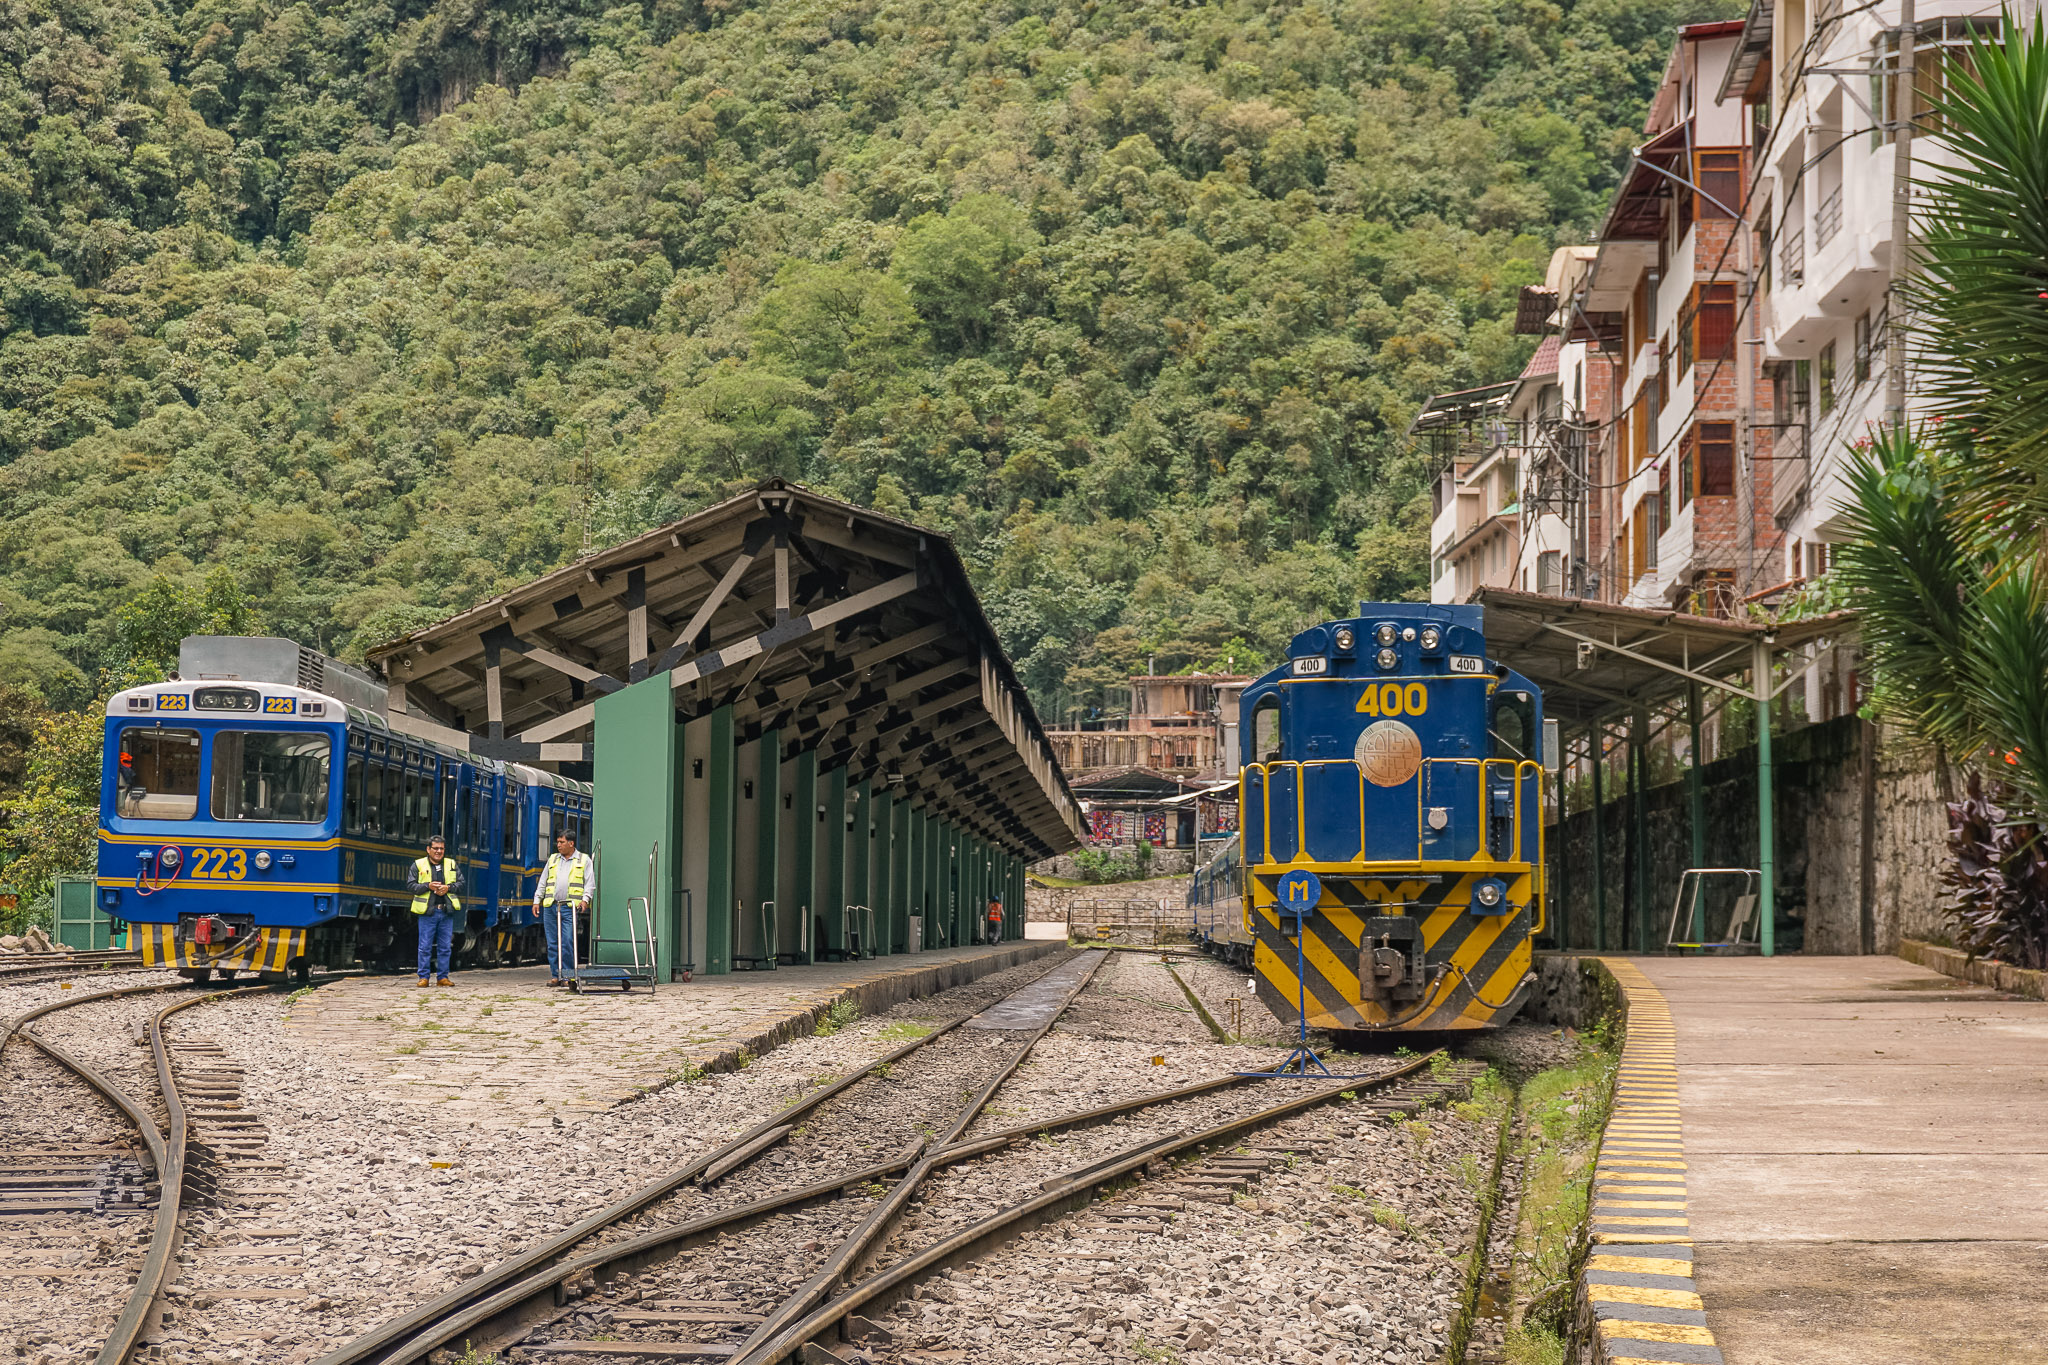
top-left (95, 636), bottom-right (592, 981)
top-left (1194, 604), bottom-right (1550, 1033)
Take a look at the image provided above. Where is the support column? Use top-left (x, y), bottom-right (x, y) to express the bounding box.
top-left (705, 705), bottom-right (735, 974)
top-left (846, 780), bottom-right (870, 956)
top-left (591, 676), bottom-right (679, 968)
top-left (907, 804), bottom-right (926, 952)
top-left (791, 746), bottom-right (816, 963)
top-left (1591, 726), bottom-right (1608, 952)
top-left (1555, 742), bottom-right (1571, 951)
top-left (925, 811), bottom-right (942, 946)
top-left (1632, 704), bottom-right (1650, 954)
top-left (1687, 683), bottom-right (1707, 945)
top-left (819, 764), bottom-right (846, 958)
top-left (1755, 638), bottom-right (1777, 956)
top-left (891, 797), bottom-right (911, 952)
top-left (869, 787), bottom-right (894, 956)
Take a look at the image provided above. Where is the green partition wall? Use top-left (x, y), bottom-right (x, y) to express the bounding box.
top-left (591, 678), bottom-right (681, 967)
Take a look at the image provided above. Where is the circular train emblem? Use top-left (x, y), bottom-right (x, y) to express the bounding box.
top-left (1355, 720), bottom-right (1422, 787)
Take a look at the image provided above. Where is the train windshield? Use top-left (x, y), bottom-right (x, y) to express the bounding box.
top-left (1491, 691), bottom-right (1536, 760)
top-left (117, 727), bottom-right (201, 820)
top-left (210, 731), bottom-right (332, 822)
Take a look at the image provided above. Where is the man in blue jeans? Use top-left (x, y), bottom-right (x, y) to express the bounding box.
top-left (533, 829), bottom-right (595, 986)
top-left (407, 835), bottom-right (463, 987)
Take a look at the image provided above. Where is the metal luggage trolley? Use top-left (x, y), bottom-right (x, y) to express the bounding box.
top-left (1664, 867), bottom-right (1763, 954)
top-left (563, 842), bottom-right (661, 993)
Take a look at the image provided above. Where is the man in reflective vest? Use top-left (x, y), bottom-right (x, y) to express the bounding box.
top-left (407, 835), bottom-right (463, 987)
top-left (985, 895), bottom-right (1004, 946)
top-left (534, 829), bottom-right (595, 987)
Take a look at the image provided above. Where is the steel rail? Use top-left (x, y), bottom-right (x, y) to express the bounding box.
top-left (728, 949), bottom-right (1113, 1359)
top-left (739, 1050), bottom-right (1468, 1365)
top-left (13, 980), bottom-right (265, 1365)
top-left (360, 1060), bottom-right (1281, 1363)
top-left (313, 948), bottom-right (1098, 1365)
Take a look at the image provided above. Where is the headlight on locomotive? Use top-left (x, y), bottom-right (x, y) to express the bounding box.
top-left (254, 850), bottom-right (273, 871)
top-left (1333, 626), bottom-right (1355, 652)
top-left (1375, 647), bottom-right (1398, 670)
top-left (1472, 878), bottom-right (1507, 911)
top-left (1375, 623), bottom-right (1398, 647)
top-left (1419, 626), bottom-right (1442, 651)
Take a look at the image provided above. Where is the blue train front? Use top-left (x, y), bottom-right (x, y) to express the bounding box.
top-left (1196, 603), bottom-right (1550, 1032)
top-left (96, 636), bottom-right (592, 980)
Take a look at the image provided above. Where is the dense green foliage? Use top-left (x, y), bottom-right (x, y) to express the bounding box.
top-left (0, 0), bottom-right (1733, 728)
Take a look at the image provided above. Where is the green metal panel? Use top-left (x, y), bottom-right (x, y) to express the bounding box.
top-left (869, 787), bottom-right (893, 955)
top-left (820, 765), bottom-right (846, 954)
top-left (55, 877), bottom-right (110, 951)
top-left (791, 747), bottom-right (816, 961)
top-left (906, 804), bottom-right (924, 951)
top-left (890, 797), bottom-right (910, 952)
top-left (846, 779), bottom-right (870, 955)
top-left (705, 705), bottom-right (736, 974)
top-left (592, 677), bottom-right (681, 967)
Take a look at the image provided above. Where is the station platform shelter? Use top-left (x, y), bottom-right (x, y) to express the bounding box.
top-left (367, 480), bottom-right (1083, 979)
top-left (1582, 952), bottom-right (2048, 1365)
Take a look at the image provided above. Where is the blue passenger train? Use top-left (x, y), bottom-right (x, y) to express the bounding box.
top-left (96, 637), bottom-right (592, 980)
top-left (1191, 604), bottom-right (1551, 1032)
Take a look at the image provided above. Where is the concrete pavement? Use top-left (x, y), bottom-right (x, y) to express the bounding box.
top-left (1622, 954), bottom-right (2048, 1364)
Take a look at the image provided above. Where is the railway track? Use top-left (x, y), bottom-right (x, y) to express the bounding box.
top-left (0, 979), bottom-right (262, 1364)
top-left (314, 950), bottom-right (1485, 1365)
top-left (0, 950), bottom-right (148, 985)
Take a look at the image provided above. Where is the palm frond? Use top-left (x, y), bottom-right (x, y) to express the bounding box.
top-left (1911, 13), bottom-right (2048, 546)
top-left (1962, 560), bottom-right (2048, 818)
top-left (1834, 426), bottom-right (1980, 751)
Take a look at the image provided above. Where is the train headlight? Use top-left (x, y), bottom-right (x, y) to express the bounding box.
top-left (1333, 626), bottom-right (1355, 651)
top-left (1472, 878), bottom-right (1507, 911)
top-left (1419, 626), bottom-right (1442, 651)
top-left (1376, 648), bottom-right (1398, 670)
top-left (254, 850), bottom-right (273, 871)
top-left (1375, 624), bottom-right (1398, 647)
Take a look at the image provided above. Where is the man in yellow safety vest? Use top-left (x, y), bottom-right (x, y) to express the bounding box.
top-left (534, 828), bottom-right (595, 987)
top-left (407, 835), bottom-right (463, 987)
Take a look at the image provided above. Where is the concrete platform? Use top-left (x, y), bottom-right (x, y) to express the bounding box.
top-left (1597, 954), bottom-right (2048, 1365)
top-left (284, 940), bottom-right (1062, 1127)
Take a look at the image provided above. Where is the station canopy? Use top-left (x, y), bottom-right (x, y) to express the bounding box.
top-left (366, 480), bottom-right (1082, 860)
top-left (1471, 587), bottom-right (1854, 725)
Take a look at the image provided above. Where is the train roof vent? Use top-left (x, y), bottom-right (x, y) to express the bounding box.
top-left (178, 635), bottom-right (388, 715)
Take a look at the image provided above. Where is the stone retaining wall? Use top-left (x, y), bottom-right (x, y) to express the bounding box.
top-left (1897, 937), bottom-right (2048, 1000)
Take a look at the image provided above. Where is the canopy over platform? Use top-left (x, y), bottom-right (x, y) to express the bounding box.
top-left (1471, 588), bottom-right (1852, 725)
top-left (367, 479), bottom-right (1081, 861)
top-left (1471, 588), bottom-right (1859, 957)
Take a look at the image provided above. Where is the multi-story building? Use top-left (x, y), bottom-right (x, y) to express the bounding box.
top-left (1044, 673), bottom-right (1248, 777)
top-left (1719, 0), bottom-right (2033, 590)
top-left (1420, 20), bottom-right (1784, 618)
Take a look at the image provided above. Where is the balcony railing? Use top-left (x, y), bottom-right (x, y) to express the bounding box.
top-left (1815, 184), bottom-right (1843, 249)
top-left (1781, 227), bottom-right (1805, 285)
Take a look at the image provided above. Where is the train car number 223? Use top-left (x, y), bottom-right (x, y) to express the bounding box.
top-left (188, 848), bottom-right (249, 881)
top-left (1356, 683), bottom-right (1429, 717)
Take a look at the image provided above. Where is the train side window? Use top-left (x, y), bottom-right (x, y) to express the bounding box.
top-left (118, 727), bottom-right (201, 820)
top-left (400, 767), bottom-right (416, 841)
top-left (1491, 691), bottom-right (1535, 760)
top-left (364, 759), bottom-right (384, 837)
top-left (1252, 699), bottom-right (1282, 764)
top-left (442, 772), bottom-right (457, 844)
top-left (344, 750), bottom-right (363, 834)
top-left (501, 798), bottom-right (517, 858)
top-left (538, 806), bottom-right (553, 862)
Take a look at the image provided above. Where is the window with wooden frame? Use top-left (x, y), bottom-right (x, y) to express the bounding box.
top-left (1698, 421), bottom-right (1735, 496)
top-left (1695, 150), bottom-right (1743, 218)
top-left (1696, 283), bottom-right (1736, 365)
top-left (1678, 428), bottom-right (1695, 511)
top-left (1818, 341), bottom-right (1837, 417)
top-left (1677, 299), bottom-right (1695, 373)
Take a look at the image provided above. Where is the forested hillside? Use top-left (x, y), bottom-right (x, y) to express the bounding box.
top-left (0, 0), bottom-right (1731, 723)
